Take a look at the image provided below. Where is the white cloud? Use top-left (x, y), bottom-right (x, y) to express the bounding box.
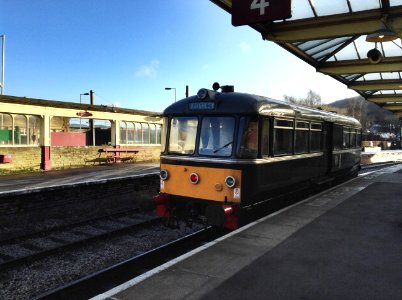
top-left (135, 60), bottom-right (160, 78)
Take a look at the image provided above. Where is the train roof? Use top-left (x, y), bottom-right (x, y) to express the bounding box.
top-left (163, 88), bottom-right (361, 128)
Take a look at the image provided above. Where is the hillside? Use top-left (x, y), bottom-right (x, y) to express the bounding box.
top-left (328, 96), bottom-right (394, 119)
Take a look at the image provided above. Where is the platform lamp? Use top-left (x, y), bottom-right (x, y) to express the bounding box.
top-left (365, 24), bottom-right (399, 43)
top-left (165, 87), bottom-right (176, 102)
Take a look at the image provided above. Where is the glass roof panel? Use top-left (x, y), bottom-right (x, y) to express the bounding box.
top-left (381, 72), bottom-right (401, 80)
top-left (290, 0), bottom-right (315, 20)
top-left (343, 74), bottom-right (361, 80)
top-left (349, 0), bottom-right (380, 12)
top-left (354, 36), bottom-right (378, 60)
top-left (298, 40), bottom-right (329, 51)
top-left (381, 41), bottom-right (402, 58)
top-left (390, 0), bottom-right (402, 6)
top-left (381, 90), bottom-right (398, 94)
top-left (331, 42), bottom-right (359, 60)
top-left (312, 0), bottom-right (350, 16)
top-left (305, 37), bottom-right (351, 58)
top-left (363, 73), bottom-right (382, 80)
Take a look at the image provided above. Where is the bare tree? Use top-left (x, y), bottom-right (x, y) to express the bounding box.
top-left (284, 90), bottom-right (321, 108)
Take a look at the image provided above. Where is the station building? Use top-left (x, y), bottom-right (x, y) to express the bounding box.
top-left (0, 95), bottom-right (163, 172)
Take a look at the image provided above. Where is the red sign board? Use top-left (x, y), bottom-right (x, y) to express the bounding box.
top-left (232, 0), bottom-right (292, 26)
top-left (76, 111), bottom-right (93, 117)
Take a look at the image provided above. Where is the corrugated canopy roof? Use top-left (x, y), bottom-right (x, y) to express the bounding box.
top-left (210, 0), bottom-right (402, 116)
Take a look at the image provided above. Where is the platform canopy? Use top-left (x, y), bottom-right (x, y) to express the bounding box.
top-left (210, 0), bottom-right (402, 116)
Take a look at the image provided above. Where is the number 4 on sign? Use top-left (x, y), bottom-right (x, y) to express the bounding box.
top-left (251, 0), bottom-right (270, 16)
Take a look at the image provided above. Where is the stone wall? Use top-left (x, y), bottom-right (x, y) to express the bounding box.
top-left (0, 147), bottom-right (42, 173)
top-left (0, 145), bottom-right (161, 174)
top-left (0, 173), bottom-right (159, 239)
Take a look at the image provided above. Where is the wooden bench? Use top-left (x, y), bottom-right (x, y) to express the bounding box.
top-left (98, 148), bottom-right (140, 163)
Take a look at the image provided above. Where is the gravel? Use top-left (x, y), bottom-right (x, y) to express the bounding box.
top-left (0, 222), bottom-right (203, 300)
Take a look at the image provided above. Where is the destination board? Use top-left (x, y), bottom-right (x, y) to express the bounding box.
top-left (188, 102), bottom-right (215, 111)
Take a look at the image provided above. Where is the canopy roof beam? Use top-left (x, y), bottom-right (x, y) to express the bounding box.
top-left (260, 7), bottom-right (402, 42)
top-left (349, 79), bottom-right (402, 91)
top-left (318, 57), bottom-right (402, 74)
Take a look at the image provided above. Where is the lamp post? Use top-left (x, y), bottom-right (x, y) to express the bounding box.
top-left (0, 34), bottom-right (5, 95)
top-left (79, 92), bottom-right (89, 129)
top-left (165, 87), bottom-right (176, 102)
top-left (80, 92), bottom-right (89, 104)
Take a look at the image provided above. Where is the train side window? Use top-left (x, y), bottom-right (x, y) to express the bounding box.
top-left (261, 119), bottom-right (270, 157)
top-left (295, 121), bottom-right (309, 154)
top-left (343, 127), bottom-right (351, 149)
top-left (356, 129), bottom-right (362, 148)
top-left (310, 123), bottom-right (322, 152)
top-left (238, 117), bottom-right (259, 158)
top-left (273, 119), bottom-right (293, 156)
top-left (333, 124), bottom-right (343, 150)
top-left (350, 129), bottom-right (357, 148)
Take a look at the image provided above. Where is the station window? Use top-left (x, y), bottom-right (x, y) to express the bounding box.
top-left (14, 115), bottom-right (28, 145)
top-left (143, 123), bottom-right (150, 144)
top-left (310, 123), bottom-right (322, 152)
top-left (119, 122), bottom-right (127, 144)
top-left (156, 124), bottom-right (162, 145)
top-left (295, 121), bottom-right (309, 154)
top-left (150, 124), bottom-right (156, 144)
top-left (126, 122), bottom-right (134, 144)
top-left (0, 113), bottom-right (13, 145)
top-left (29, 116), bottom-right (42, 145)
top-left (273, 119), bottom-right (293, 156)
top-left (134, 123), bottom-right (142, 143)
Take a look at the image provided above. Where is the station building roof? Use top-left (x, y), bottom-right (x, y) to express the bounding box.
top-left (210, 0), bottom-right (402, 116)
top-left (0, 95), bottom-right (159, 117)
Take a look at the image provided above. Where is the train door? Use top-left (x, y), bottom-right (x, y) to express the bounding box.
top-left (323, 122), bottom-right (333, 175)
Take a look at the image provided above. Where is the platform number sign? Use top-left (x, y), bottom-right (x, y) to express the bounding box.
top-left (251, 0), bottom-right (270, 15)
top-left (232, 0), bottom-right (291, 26)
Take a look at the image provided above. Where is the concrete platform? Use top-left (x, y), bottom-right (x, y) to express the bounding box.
top-left (0, 163), bottom-right (159, 195)
top-left (93, 164), bottom-right (402, 300)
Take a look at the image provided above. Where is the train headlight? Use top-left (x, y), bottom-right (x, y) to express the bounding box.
top-left (225, 176), bottom-right (236, 188)
top-left (197, 89), bottom-right (208, 100)
top-left (189, 172), bottom-right (200, 184)
top-left (160, 169), bottom-right (169, 181)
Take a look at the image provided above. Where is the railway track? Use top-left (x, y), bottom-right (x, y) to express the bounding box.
top-left (35, 227), bottom-right (223, 300)
top-left (0, 210), bottom-right (160, 271)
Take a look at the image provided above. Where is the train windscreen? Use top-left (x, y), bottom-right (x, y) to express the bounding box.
top-left (199, 116), bottom-right (235, 157)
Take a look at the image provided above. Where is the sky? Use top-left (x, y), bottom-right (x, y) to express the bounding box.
top-left (0, 0), bottom-right (359, 112)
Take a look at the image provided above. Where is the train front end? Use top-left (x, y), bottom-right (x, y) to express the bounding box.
top-left (154, 87), bottom-right (257, 230)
